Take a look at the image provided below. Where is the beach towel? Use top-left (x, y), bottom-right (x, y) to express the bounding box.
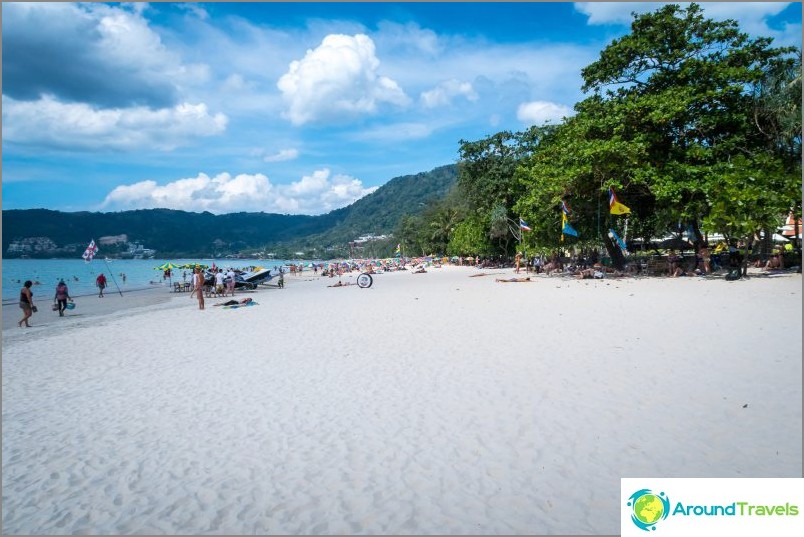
top-left (222, 301), bottom-right (259, 309)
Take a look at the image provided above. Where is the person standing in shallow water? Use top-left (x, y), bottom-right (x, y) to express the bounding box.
top-left (18, 280), bottom-right (34, 327)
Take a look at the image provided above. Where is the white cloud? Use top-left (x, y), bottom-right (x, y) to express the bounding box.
top-left (574, 2), bottom-right (662, 25)
top-left (101, 169), bottom-right (377, 215)
top-left (277, 33), bottom-right (411, 125)
top-left (2, 95), bottom-right (228, 151)
top-left (221, 73), bottom-right (254, 92)
top-left (263, 148), bottom-right (300, 163)
top-left (351, 122), bottom-right (434, 142)
top-left (420, 80), bottom-right (479, 108)
top-left (574, 2), bottom-right (800, 46)
top-left (175, 2), bottom-right (209, 20)
top-left (516, 101), bottom-right (573, 125)
top-left (375, 21), bottom-right (441, 56)
top-left (3, 2), bottom-right (209, 107)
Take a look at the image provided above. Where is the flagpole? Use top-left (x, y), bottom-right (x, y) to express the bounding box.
top-left (105, 258), bottom-right (124, 297)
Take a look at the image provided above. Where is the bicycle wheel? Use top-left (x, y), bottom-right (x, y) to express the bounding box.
top-left (356, 273), bottom-right (373, 288)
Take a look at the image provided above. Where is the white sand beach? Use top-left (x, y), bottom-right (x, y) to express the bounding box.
top-left (2, 267), bottom-right (801, 534)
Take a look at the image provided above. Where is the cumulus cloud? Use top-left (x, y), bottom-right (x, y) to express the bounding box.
top-left (277, 33), bottom-right (411, 125)
top-left (263, 149), bottom-right (299, 162)
top-left (420, 80), bottom-right (479, 108)
top-left (101, 169), bottom-right (377, 215)
top-left (516, 101), bottom-right (574, 125)
top-left (3, 2), bottom-right (207, 108)
top-left (3, 95), bottom-right (228, 151)
top-left (574, 2), bottom-right (800, 46)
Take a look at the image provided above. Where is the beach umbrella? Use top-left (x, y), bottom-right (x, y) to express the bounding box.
top-left (178, 263), bottom-right (209, 270)
top-left (154, 262), bottom-right (179, 286)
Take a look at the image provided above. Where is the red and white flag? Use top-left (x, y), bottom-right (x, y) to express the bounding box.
top-left (82, 239), bottom-right (99, 262)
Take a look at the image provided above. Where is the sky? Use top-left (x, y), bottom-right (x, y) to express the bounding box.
top-left (2, 2), bottom-right (801, 215)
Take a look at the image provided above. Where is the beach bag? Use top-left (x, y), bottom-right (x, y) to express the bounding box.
top-left (725, 269), bottom-right (741, 281)
top-left (52, 303), bottom-right (59, 312)
top-left (31, 305), bottom-right (38, 313)
top-left (66, 302), bottom-right (76, 310)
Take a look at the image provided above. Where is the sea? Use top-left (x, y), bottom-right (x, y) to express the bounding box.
top-left (1, 258), bottom-right (313, 303)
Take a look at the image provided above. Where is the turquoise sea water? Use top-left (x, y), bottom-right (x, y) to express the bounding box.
top-left (1, 258), bottom-right (309, 302)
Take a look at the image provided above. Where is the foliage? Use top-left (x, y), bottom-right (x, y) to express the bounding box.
top-left (513, 2), bottom-right (801, 259)
top-left (447, 214), bottom-right (493, 256)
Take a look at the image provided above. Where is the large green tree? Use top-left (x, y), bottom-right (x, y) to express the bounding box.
top-left (515, 3), bottom-right (800, 268)
top-left (457, 126), bottom-right (550, 256)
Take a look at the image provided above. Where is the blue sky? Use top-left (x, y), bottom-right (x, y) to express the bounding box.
top-left (3, 2), bottom-right (801, 215)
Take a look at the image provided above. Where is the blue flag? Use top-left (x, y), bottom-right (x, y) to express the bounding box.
top-left (609, 228), bottom-right (628, 255)
top-left (562, 213), bottom-right (578, 237)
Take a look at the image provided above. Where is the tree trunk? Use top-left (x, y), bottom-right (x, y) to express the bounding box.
top-left (741, 236), bottom-right (753, 277)
top-left (603, 234), bottom-right (626, 270)
top-left (690, 219), bottom-right (705, 249)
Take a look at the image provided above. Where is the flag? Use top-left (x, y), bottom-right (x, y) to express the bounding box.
top-left (609, 187), bottom-right (631, 215)
top-left (519, 218), bottom-right (532, 232)
top-left (608, 228), bottom-right (629, 255)
top-left (82, 239), bottom-right (98, 262)
top-left (561, 200), bottom-right (572, 216)
top-left (561, 213), bottom-right (578, 238)
top-left (394, 243), bottom-right (401, 257)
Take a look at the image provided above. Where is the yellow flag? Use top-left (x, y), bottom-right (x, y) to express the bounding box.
top-left (609, 187), bottom-right (631, 215)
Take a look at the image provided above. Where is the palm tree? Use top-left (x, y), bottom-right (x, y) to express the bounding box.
top-left (428, 207), bottom-right (461, 254)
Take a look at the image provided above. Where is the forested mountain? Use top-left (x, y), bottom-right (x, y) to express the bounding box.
top-left (2, 164), bottom-right (457, 258)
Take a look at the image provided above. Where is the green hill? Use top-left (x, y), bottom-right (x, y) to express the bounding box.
top-left (2, 164), bottom-right (458, 258)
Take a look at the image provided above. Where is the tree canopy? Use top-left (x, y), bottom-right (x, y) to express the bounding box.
top-left (435, 3), bottom-right (802, 264)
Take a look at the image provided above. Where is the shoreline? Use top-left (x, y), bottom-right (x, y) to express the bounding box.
top-left (2, 266), bottom-right (801, 534)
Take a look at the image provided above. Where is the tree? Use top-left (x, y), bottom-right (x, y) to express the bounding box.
top-left (579, 3), bottom-right (800, 248)
top-left (426, 205), bottom-right (462, 255)
top-left (447, 214), bottom-right (493, 256)
top-left (516, 3), bottom-right (800, 267)
top-left (395, 214), bottom-right (425, 257)
top-left (457, 126), bottom-right (551, 256)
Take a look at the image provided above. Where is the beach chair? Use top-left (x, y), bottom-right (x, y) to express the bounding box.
top-left (173, 282), bottom-right (183, 293)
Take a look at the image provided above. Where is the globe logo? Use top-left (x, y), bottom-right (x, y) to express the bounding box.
top-left (627, 489), bottom-right (670, 531)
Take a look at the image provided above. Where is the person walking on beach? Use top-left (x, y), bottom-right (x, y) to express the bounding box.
top-left (193, 267), bottom-right (205, 310)
top-left (96, 273), bottom-right (107, 297)
top-left (54, 279), bottom-right (73, 317)
top-left (18, 280), bottom-right (35, 327)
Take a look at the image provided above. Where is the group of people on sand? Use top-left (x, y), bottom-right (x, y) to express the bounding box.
top-left (17, 278), bottom-right (77, 327)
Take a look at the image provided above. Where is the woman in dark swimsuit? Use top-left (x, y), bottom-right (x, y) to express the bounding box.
top-left (19, 280), bottom-right (34, 327)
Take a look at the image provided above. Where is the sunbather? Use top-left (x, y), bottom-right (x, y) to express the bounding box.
top-left (214, 298), bottom-right (253, 306)
top-left (495, 277), bottom-right (532, 283)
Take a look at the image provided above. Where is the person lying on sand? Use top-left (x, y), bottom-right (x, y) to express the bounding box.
top-left (575, 268), bottom-right (605, 280)
top-left (328, 281), bottom-right (354, 287)
top-left (214, 298), bottom-right (253, 306)
top-left (495, 277), bottom-right (532, 283)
